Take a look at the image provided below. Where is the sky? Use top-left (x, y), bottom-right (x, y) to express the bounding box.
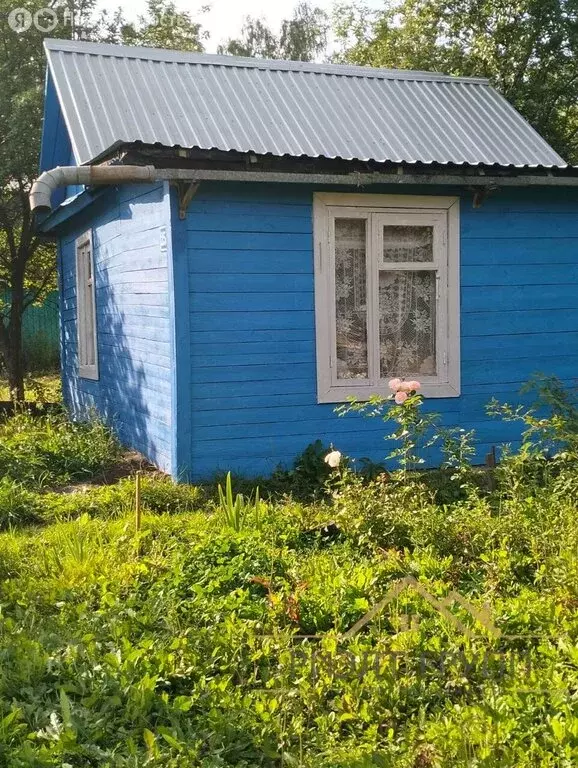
top-left (97, 0), bottom-right (341, 52)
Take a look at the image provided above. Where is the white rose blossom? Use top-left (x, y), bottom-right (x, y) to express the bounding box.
top-left (324, 450), bottom-right (342, 468)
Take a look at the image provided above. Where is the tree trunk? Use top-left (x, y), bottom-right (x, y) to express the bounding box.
top-left (4, 317), bottom-right (24, 402)
top-left (0, 278), bottom-right (26, 403)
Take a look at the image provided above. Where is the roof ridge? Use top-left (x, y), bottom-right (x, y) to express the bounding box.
top-left (43, 38), bottom-right (490, 85)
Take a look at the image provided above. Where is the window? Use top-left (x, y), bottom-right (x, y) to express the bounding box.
top-left (314, 193), bottom-right (460, 402)
top-left (75, 230), bottom-right (99, 380)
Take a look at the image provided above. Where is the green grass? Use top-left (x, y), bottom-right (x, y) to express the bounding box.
top-left (0, 410), bottom-right (577, 765)
top-left (0, 411), bottom-right (120, 492)
top-left (0, 373), bottom-right (61, 402)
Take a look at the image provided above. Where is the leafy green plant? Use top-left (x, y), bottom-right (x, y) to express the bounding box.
top-left (22, 372), bottom-right (61, 404)
top-left (487, 374), bottom-right (578, 502)
top-left (338, 379), bottom-right (441, 475)
top-left (217, 471), bottom-right (262, 531)
top-left (269, 439), bottom-right (337, 500)
top-left (488, 374), bottom-right (578, 455)
top-left (0, 372), bottom-right (61, 403)
top-left (290, 439), bottom-right (335, 493)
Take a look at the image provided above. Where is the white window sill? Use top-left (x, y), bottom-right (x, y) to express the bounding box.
top-left (317, 381), bottom-right (460, 403)
top-left (79, 366), bottom-right (99, 381)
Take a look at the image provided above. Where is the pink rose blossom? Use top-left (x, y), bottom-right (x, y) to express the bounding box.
top-left (407, 380), bottom-right (421, 391)
top-left (394, 391), bottom-right (408, 404)
top-left (398, 381), bottom-right (412, 392)
top-left (388, 378), bottom-right (402, 391)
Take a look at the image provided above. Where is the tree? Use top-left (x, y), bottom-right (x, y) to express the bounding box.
top-left (0, 0), bottom-right (206, 400)
top-left (120, 0), bottom-right (208, 51)
top-left (0, 0), bottom-right (126, 400)
top-left (220, 18), bottom-right (278, 59)
top-left (0, 0), bottom-right (74, 399)
top-left (219, 2), bottom-right (329, 61)
top-left (334, 0), bottom-right (578, 162)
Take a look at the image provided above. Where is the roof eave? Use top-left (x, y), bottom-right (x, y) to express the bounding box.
top-left (82, 143), bottom-right (575, 182)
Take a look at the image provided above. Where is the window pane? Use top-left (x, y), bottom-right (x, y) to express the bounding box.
top-left (379, 270), bottom-right (436, 378)
top-left (80, 250), bottom-right (88, 366)
top-left (382, 225), bottom-right (433, 263)
top-left (334, 218), bottom-right (368, 379)
top-left (78, 245), bottom-right (96, 368)
top-left (85, 275), bottom-right (95, 366)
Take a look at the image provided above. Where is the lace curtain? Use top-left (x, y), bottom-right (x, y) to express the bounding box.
top-left (334, 220), bottom-right (436, 381)
top-left (379, 226), bottom-right (436, 377)
top-left (381, 225), bottom-right (434, 263)
top-left (379, 271), bottom-right (436, 377)
top-left (335, 218), bottom-right (368, 379)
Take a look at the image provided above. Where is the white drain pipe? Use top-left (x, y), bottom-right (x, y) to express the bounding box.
top-left (30, 165), bottom-right (157, 212)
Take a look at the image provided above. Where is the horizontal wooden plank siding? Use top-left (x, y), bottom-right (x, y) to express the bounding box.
top-left (183, 182), bottom-right (578, 480)
top-left (59, 183), bottom-right (173, 471)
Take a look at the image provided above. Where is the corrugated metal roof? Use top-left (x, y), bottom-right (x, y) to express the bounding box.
top-left (44, 38), bottom-right (567, 168)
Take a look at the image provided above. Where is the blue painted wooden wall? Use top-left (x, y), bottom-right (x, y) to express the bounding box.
top-left (178, 182), bottom-right (578, 480)
top-left (56, 178), bottom-right (578, 481)
top-left (58, 182), bottom-right (174, 472)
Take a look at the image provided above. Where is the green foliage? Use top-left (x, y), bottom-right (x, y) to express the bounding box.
top-left (0, 461), bottom-right (577, 764)
top-left (338, 381), bottom-right (487, 505)
top-left (22, 372), bottom-right (61, 404)
top-left (0, 477), bottom-right (42, 529)
top-left (217, 471), bottom-right (262, 531)
top-left (132, 474), bottom-right (202, 515)
top-left (41, 475), bottom-right (202, 524)
top-left (338, 387), bottom-right (445, 475)
top-left (119, 0), bottom-right (208, 51)
top-left (0, 473), bottom-right (201, 536)
top-left (209, 441), bottom-right (343, 503)
top-left (0, 373), bottom-right (61, 403)
top-left (273, 439), bottom-right (335, 500)
top-left (0, 0), bottom-right (64, 394)
top-left (0, 411), bottom-right (120, 488)
top-left (346, 393), bottom-right (430, 471)
top-left (487, 374), bottom-right (578, 503)
top-left (334, 0), bottom-right (578, 163)
top-left (0, 390), bottom-right (577, 763)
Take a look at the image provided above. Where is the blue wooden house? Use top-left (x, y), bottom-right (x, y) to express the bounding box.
top-left (34, 38), bottom-right (578, 480)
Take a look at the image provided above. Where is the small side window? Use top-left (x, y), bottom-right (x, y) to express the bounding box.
top-left (75, 230), bottom-right (98, 380)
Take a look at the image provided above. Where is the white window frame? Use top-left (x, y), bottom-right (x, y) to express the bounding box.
top-left (75, 229), bottom-right (99, 380)
top-left (314, 192), bottom-right (460, 403)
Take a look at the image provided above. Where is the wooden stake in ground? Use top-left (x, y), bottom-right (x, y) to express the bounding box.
top-left (485, 446), bottom-right (497, 492)
top-left (135, 471), bottom-right (142, 554)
